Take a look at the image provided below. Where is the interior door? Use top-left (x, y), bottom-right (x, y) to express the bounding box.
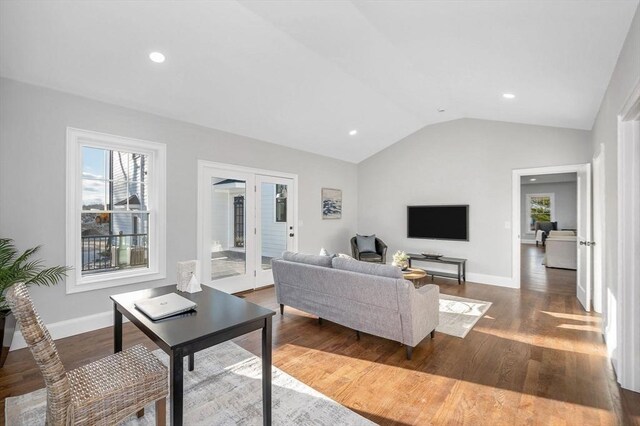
top-left (201, 167), bottom-right (256, 294)
top-left (256, 175), bottom-right (295, 287)
top-left (576, 164), bottom-right (592, 311)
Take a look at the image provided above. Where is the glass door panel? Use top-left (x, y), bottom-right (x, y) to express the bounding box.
top-left (256, 176), bottom-right (294, 287)
top-left (202, 168), bottom-right (255, 294)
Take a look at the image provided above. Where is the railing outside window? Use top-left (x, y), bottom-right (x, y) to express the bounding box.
top-left (81, 233), bottom-right (148, 273)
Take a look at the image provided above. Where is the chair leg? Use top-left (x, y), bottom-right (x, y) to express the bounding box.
top-left (155, 397), bottom-right (166, 426)
top-left (137, 408), bottom-right (144, 418)
top-left (280, 304), bottom-right (284, 315)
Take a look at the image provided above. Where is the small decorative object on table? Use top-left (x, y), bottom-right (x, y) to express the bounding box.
top-left (177, 260), bottom-right (200, 292)
top-left (392, 250), bottom-right (410, 271)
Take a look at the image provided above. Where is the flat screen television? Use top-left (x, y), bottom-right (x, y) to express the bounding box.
top-left (407, 205), bottom-right (469, 241)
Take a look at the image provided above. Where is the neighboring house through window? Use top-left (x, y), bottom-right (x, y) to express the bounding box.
top-left (66, 128), bottom-right (166, 293)
top-left (526, 193), bottom-right (555, 234)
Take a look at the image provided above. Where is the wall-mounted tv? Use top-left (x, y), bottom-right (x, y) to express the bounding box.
top-left (407, 205), bottom-right (469, 241)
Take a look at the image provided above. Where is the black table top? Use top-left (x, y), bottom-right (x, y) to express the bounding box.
top-left (111, 285), bottom-right (275, 350)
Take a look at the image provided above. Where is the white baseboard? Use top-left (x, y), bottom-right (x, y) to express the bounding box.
top-left (10, 310), bottom-right (128, 351)
top-left (466, 273), bottom-right (517, 288)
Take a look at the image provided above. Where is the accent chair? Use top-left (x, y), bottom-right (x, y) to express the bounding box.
top-left (350, 235), bottom-right (387, 263)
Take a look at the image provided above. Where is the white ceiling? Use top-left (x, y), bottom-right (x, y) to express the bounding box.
top-left (1, 1), bottom-right (637, 163)
top-left (521, 173), bottom-right (577, 185)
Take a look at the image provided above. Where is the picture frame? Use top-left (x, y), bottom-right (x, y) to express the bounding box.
top-left (321, 188), bottom-right (342, 219)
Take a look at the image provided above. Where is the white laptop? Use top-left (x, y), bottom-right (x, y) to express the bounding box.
top-left (134, 293), bottom-right (197, 320)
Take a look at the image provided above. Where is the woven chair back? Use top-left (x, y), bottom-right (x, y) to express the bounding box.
top-left (6, 283), bottom-right (71, 425)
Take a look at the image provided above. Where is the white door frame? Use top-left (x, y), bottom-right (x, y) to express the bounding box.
top-left (197, 160), bottom-right (299, 292)
top-left (615, 79), bottom-right (640, 392)
top-left (592, 144), bottom-right (606, 314)
top-left (512, 164), bottom-right (589, 290)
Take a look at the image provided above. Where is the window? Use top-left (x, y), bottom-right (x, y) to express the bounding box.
top-left (526, 193), bottom-right (555, 234)
top-left (275, 184), bottom-right (287, 222)
top-left (66, 128), bottom-right (166, 293)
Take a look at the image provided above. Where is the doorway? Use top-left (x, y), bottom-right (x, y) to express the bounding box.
top-left (512, 164), bottom-right (592, 311)
top-left (197, 161), bottom-right (298, 294)
top-left (519, 173), bottom-right (577, 296)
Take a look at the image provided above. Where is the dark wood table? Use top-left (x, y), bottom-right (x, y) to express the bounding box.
top-left (111, 285), bottom-right (276, 426)
top-left (407, 254), bottom-right (467, 284)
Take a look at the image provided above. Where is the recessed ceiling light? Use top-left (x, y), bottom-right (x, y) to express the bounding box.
top-left (437, 107), bottom-right (446, 113)
top-left (530, 178), bottom-right (537, 181)
top-left (149, 52), bottom-right (166, 63)
top-left (349, 129), bottom-right (358, 136)
top-left (503, 93), bottom-right (516, 99)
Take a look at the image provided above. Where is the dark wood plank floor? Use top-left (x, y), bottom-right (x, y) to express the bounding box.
top-left (521, 243), bottom-right (577, 295)
top-left (2, 278), bottom-right (639, 425)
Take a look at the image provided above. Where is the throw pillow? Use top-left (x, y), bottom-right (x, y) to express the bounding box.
top-left (356, 234), bottom-right (377, 253)
top-left (337, 253), bottom-right (353, 259)
top-left (319, 247), bottom-right (331, 256)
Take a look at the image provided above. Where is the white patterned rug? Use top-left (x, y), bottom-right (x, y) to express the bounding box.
top-left (437, 294), bottom-right (492, 338)
top-left (5, 341), bottom-right (375, 425)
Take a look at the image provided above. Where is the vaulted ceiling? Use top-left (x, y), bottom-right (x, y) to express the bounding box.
top-left (1, 1), bottom-right (637, 162)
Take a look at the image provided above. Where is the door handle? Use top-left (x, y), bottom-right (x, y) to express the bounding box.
top-left (289, 233), bottom-right (295, 237)
top-left (579, 241), bottom-right (596, 246)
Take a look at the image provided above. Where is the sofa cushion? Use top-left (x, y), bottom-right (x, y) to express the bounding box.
top-left (332, 257), bottom-right (402, 279)
top-left (283, 251), bottom-right (333, 268)
top-left (356, 234), bottom-right (377, 253)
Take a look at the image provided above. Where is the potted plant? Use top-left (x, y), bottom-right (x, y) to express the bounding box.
top-left (392, 250), bottom-right (410, 271)
top-left (0, 238), bottom-right (69, 367)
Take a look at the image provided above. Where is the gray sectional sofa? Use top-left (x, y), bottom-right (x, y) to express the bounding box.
top-left (272, 251), bottom-right (440, 359)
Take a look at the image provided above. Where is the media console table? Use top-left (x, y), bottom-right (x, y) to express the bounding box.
top-left (407, 254), bottom-right (467, 284)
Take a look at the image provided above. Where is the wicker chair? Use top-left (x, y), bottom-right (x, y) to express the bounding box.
top-left (6, 283), bottom-right (168, 426)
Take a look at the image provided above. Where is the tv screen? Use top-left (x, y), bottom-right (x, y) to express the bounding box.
top-left (407, 205), bottom-right (469, 241)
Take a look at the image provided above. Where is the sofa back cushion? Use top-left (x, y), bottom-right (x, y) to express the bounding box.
top-left (282, 251), bottom-right (333, 268)
top-left (332, 257), bottom-right (402, 279)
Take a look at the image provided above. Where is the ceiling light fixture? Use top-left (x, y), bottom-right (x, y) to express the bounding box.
top-left (437, 107), bottom-right (446, 113)
top-left (503, 93), bottom-right (516, 99)
top-left (530, 178), bottom-right (537, 181)
top-left (349, 129), bottom-right (358, 136)
top-left (149, 52), bottom-right (166, 63)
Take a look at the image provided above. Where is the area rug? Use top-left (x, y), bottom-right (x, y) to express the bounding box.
top-left (5, 341), bottom-right (375, 425)
top-left (436, 294), bottom-right (492, 338)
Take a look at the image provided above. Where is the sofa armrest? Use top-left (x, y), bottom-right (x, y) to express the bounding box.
top-left (407, 284), bottom-right (439, 347)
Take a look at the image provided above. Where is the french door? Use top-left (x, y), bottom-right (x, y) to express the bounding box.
top-left (198, 162), bottom-right (296, 294)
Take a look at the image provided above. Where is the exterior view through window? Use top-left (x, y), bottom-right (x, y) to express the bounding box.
top-left (81, 147), bottom-right (149, 275)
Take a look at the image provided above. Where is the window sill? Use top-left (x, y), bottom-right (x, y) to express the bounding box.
top-left (66, 268), bottom-right (166, 294)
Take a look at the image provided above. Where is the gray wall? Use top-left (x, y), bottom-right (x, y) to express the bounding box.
top-left (520, 181), bottom-right (577, 240)
top-left (590, 7), bottom-right (640, 364)
top-left (0, 78), bottom-right (358, 323)
top-left (357, 118), bottom-right (591, 282)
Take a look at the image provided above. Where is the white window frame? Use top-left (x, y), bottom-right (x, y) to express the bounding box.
top-left (525, 192), bottom-right (556, 234)
top-left (66, 128), bottom-right (166, 294)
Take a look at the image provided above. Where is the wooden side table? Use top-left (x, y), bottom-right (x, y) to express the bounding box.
top-left (402, 268), bottom-right (427, 284)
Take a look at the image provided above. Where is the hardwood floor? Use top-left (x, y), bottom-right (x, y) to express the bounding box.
top-left (521, 243), bottom-right (577, 295)
top-left (2, 279), bottom-right (639, 425)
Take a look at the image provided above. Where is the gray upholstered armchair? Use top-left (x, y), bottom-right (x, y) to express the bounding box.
top-left (350, 236), bottom-right (387, 263)
top-left (534, 221), bottom-right (558, 246)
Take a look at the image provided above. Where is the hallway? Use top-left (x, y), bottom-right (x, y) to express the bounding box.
top-left (521, 243), bottom-right (576, 295)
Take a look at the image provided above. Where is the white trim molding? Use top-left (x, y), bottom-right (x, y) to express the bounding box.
top-left (615, 78), bottom-right (640, 392)
top-left (65, 128), bottom-right (167, 293)
top-left (10, 310), bottom-right (128, 351)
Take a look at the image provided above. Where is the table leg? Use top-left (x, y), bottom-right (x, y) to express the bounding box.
top-left (458, 263), bottom-right (461, 284)
top-left (262, 316), bottom-right (272, 426)
top-left (188, 353), bottom-right (194, 372)
top-left (114, 304), bottom-right (122, 353)
top-left (463, 262), bottom-right (466, 283)
top-left (170, 349), bottom-right (184, 426)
